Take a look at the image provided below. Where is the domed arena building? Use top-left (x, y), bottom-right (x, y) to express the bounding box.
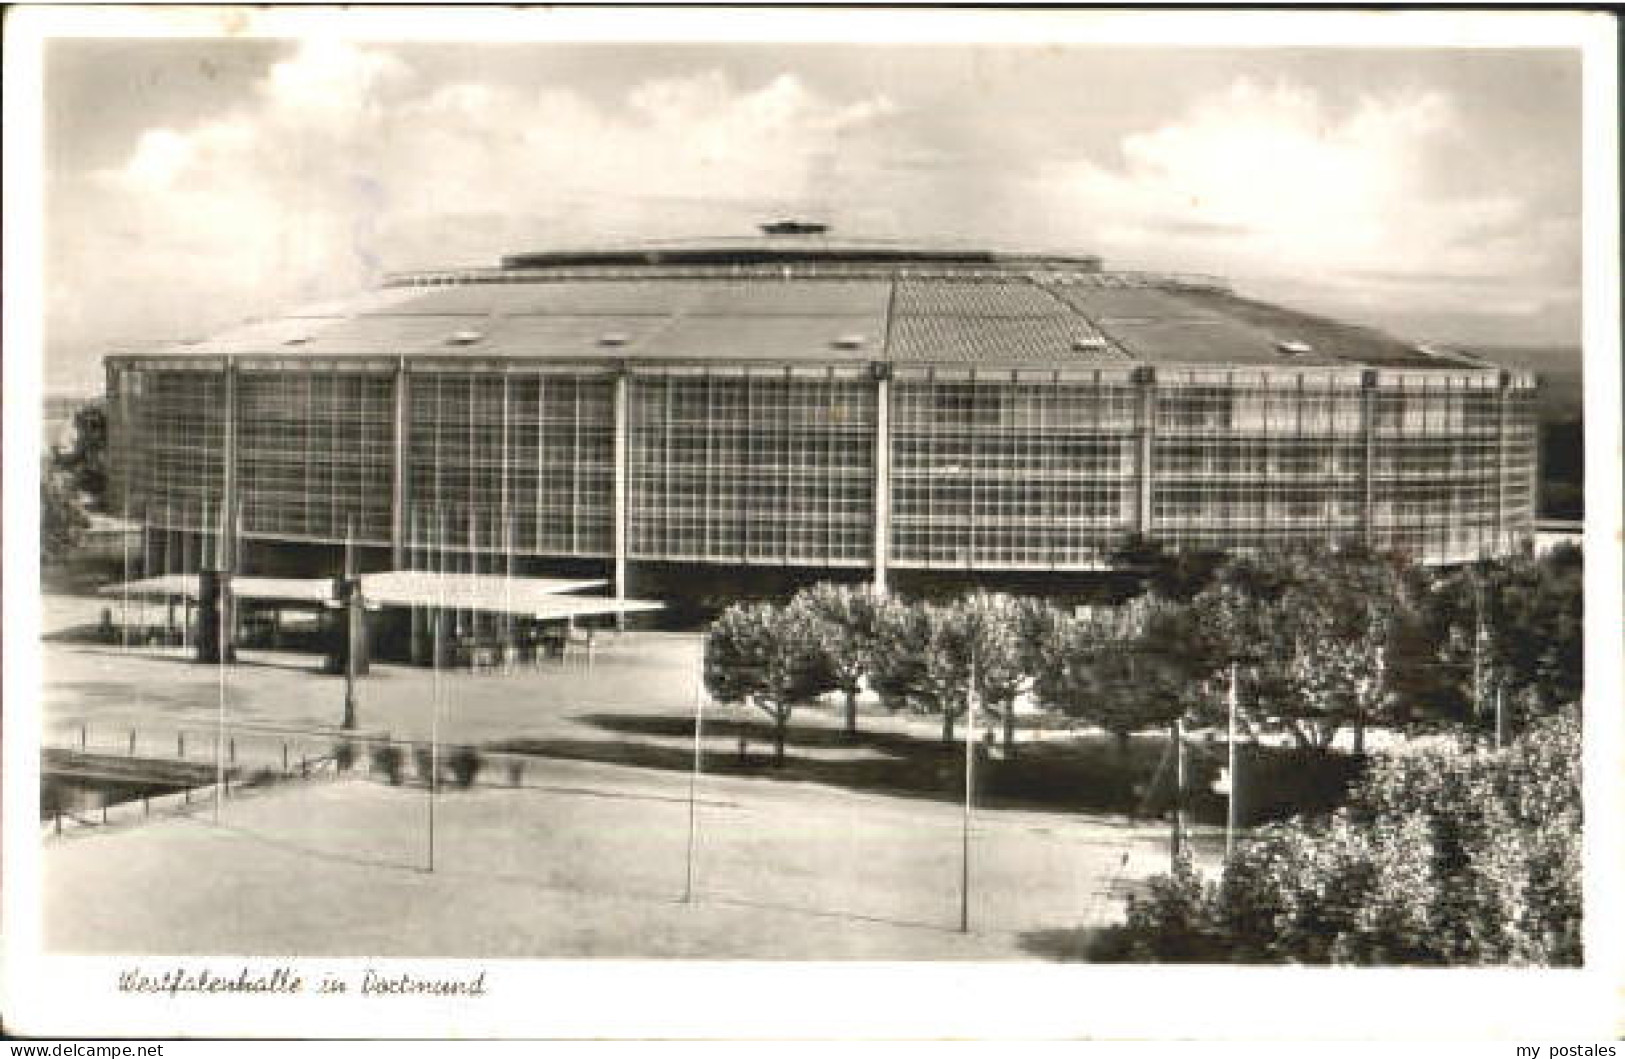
top-left (104, 227), bottom-right (1538, 658)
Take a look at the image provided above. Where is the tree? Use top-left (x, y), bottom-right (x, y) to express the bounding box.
top-left (1101, 706), bottom-right (1581, 966)
top-left (898, 602), bottom-right (969, 744)
top-left (867, 598), bottom-right (997, 745)
top-left (868, 596), bottom-right (931, 715)
top-left (53, 400), bottom-right (110, 511)
top-left (1427, 547), bottom-right (1583, 731)
top-left (790, 583), bottom-right (882, 738)
top-left (1108, 534), bottom-right (1231, 603)
top-left (41, 473), bottom-right (90, 564)
top-left (1180, 549), bottom-right (1419, 751)
top-left (952, 592), bottom-right (1029, 754)
top-left (1002, 596), bottom-right (1069, 755)
top-left (1034, 599), bottom-right (1195, 755)
top-left (703, 602), bottom-right (829, 764)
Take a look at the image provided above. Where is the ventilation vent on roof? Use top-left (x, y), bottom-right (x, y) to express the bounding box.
top-left (283, 336), bottom-right (311, 346)
top-left (598, 332), bottom-right (629, 348)
top-left (446, 330), bottom-right (484, 346)
top-left (1276, 340), bottom-right (1314, 356)
top-left (1071, 336), bottom-right (1109, 352)
top-left (831, 334), bottom-right (867, 351)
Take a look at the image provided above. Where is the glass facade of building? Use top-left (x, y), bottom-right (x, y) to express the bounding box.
top-left (105, 255), bottom-right (1540, 587)
top-left (406, 369), bottom-right (615, 558)
top-left (629, 367), bottom-right (876, 565)
top-left (111, 362), bottom-right (226, 534)
top-left (109, 356), bottom-right (1538, 576)
top-left (237, 362), bottom-right (396, 544)
top-left (890, 368), bottom-right (1137, 567)
top-left (1149, 368), bottom-right (1369, 555)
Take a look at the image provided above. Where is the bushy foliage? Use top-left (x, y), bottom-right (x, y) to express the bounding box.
top-left (1034, 599), bottom-right (1192, 751)
top-left (56, 400), bottom-right (110, 509)
top-left (789, 583), bottom-right (883, 737)
top-left (705, 601), bottom-right (831, 763)
top-left (413, 745), bottom-right (436, 786)
top-left (696, 542), bottom-right (1579, 785)
top-left (371, 742), bottom-right (404, 785)
top-left (447, 745), bottom-right (483, 789)
top-left (41, 474), bottom-right (90, 564)
top-left (1098, 706), bottom-right (1581, 966)
top-left (1194, 549), bottom-right (1423, 750)
top-left (1426, 546), bottom-right (1583, 727)
top-left (864, 594), bottom-right (1026, 744)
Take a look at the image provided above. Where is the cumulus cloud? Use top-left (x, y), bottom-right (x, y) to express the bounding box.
top-left (50, 39), bottom-right (901, 382)
top-left (47, 50), bottom-right (1577, 390)
top-left (1021, 77), bottom-right (1577, 339)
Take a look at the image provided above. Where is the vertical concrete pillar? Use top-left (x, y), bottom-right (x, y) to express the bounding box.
top-left (872, 363), bottom-right (892, 595)
top-left (327, 577), bottom-right (371, 678)
top-left (612, 369), bottom-right (630, 627)
top-left (196, 569), bottom-right (236, 664)
top-left (1134, 366), bottom-right (1156, 538)
top-left (1360, 369), bottom-right (1378, 549)
top-left (391, 358), bottom-right (411, 570)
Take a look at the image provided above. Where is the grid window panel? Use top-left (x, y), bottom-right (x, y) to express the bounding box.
top-left (238, 369), bottom-right (395, 544)
top-left (890, 378), bottom-right (1135, 567)
top-left (629, 372), bottom-right (875, 564)
top-left (1368, 378), bottom-right (1530, 563)
top-left (407, 372), bottom-right (615, 561)
top-left (113, 368), bottom-right (227, 534)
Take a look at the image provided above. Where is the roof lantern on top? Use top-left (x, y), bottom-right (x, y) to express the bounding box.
top-left (759, 220), bottom-right (829, 236)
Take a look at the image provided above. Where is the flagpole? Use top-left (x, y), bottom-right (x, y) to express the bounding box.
top-left (960, 658), bottom-right (976, 934)
top-left (427, 504), bottom-right (444, 873)
top-left (683, 648), bottom-right (705, 904)
top-left (1225, 662), bottom-right (1239, 863)
top-left (342, 514), bottom-right (358, 731)
top-left (214, 497), bottom-right (228, 822)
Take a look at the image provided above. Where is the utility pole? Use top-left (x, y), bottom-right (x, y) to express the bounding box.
top-left (341, 516), bottom-right (360, 731)
top-left (1472, 570), bottom-right (1488, 745)
top-left (1225, 662), bottom-right (1239, 863)
top-left (1494, 679), bottom-right (1507, 751)
top-left (426, 505), bottom-right (445, 874)
top-left (959, 658), bottom-right (977, 934)
top-left (1170, 715), bottom-right (1186, 872)
top-left (684, 650), bottom-right (704, 904)
top-left (213, 497), bottom-right (232, 823)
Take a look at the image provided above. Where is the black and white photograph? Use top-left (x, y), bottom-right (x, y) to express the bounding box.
top-left (3, 5), bottom-right (1619, 1042)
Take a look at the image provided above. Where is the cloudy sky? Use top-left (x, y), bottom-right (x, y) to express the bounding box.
top-left (42, 33), bottom-right (1583, 392)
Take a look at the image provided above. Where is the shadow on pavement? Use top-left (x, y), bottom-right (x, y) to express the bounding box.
top-left (489, 710), bottom-right (1208, 818)
top-left (1015, 926), bottom-right (1101, 962)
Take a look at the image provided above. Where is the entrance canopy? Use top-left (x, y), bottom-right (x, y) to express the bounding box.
top-left (100, 574), bottom-right (332, 604)
top-left (99, 572), bottom-right (658, 620)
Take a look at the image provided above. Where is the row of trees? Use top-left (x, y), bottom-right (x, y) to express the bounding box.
top-left (703, 544), bottom-right (1583, 763)
top-left (704, 586), bottom-right (1051, 763)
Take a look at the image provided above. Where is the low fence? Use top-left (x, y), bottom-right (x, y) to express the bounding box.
top-left (40, 746), bottom-right (344, 839)
top-left (39, 719), bottom-right (546, 840)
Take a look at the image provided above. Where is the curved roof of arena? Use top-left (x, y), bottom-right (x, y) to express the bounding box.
top-left (119, 238), bottom-right (1495, 372)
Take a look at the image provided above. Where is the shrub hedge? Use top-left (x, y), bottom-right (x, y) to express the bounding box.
top-left (1091, 706), bottom-right (1580, 966)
